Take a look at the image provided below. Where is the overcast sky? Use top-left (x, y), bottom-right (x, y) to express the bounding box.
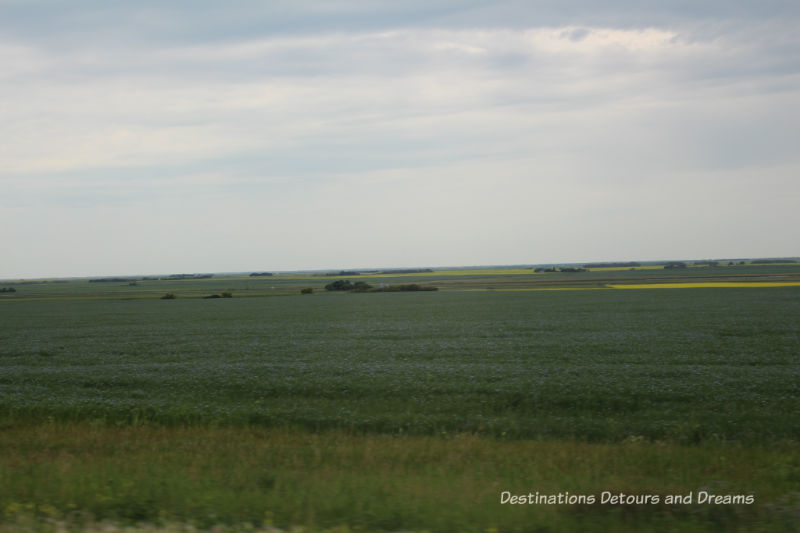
top-left (2, 1), bottom-right (799, 278)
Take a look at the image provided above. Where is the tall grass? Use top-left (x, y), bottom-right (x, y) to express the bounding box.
top-left (1, 424), bottom-right (798, 532)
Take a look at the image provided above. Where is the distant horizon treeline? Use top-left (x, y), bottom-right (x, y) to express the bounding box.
top-left (320, 269), bottom-right (435, 277)
top-left (89, 274), bottom-right (214, 283)
top-left (4, 259), bottom-right (799, 283)
top-left (582, 262), bottom-right (641, 268)
top-left (324, 279), bottom-right (437, 293)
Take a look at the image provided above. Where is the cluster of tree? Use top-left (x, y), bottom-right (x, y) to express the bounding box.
top-left (203, 292), bottom-right (233, 299)
top-left (693, 261), bottom-right (719, 267)
top-left (300, 287), bottom-right (313, 294)
top-left (752, 259), bottom-right (797, 264)
top-left (325, 280), bottom-right (438, 292)
top-left (0, 287), bottom-right (16, 293)
top-left (167, 274), bottom-right (213, 280)
top-left (533, 267), bottom-right (587, 273)
top-left (249, 272), bottom-right (273, 277)
top-left (160, 293), bottom-right (177, 299)
top-left (325, 270), bottom-right (361, 276)
top-left (663, 262), bottom-right (688, 269)
top-left (324, 280), bottom-right (373, 291)
top-left (582, 262), bottom-right (641, 268)
top-left (90, 277), bottom-right (138, 283)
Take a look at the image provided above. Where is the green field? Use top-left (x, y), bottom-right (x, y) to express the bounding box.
top-left (1, 264), bottom-right (799, 532)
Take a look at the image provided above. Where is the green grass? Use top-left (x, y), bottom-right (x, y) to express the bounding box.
top-left (1, 269), bottom-right (799, 531)
top-left (1, 289), bottom-right (798, 442)
top-left (1, 424), bottom-right (798, 532)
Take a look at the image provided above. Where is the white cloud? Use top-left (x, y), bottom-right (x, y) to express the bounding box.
top-left (4, 25), bottom-right (788, 176)
top-left (1, 13), bottom-right (799, 276)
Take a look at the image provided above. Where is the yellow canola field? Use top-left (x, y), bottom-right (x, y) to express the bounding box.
top-left (609, 282), bottom-right (800, 289)
top-left (466, 287), bottom-right (608, 291)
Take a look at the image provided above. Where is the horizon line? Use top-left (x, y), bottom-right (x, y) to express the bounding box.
top-left (2, 256), bottom-right (799, 282)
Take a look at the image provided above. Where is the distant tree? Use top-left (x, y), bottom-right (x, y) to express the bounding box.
top-left (300, 287), bottom-right (313, 295)
top-left (583, 262), bottom-right (641, 268)
top-left (352, 281), bottom-right (373, 292)
top-left (161, 293), bottom-right (177, 299)
top-left (325, 280), bottom-right (354, 291)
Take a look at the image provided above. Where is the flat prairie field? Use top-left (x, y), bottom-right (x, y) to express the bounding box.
top-left (1, 267), bottom-right (799, 532)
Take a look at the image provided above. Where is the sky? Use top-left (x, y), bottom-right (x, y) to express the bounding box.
top-left (2, 1), bottom-right (799, 278)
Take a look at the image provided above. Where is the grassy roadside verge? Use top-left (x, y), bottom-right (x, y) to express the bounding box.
top-left (1, 423), bottom-right (798, 532)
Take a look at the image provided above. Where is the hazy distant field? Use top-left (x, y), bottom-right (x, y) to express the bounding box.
top-left (1, 265), bottom-right (799, 532)
top-left (3, 262), bottom-right (799, 300)
top-left (2, 289), bottom-right (799, 441)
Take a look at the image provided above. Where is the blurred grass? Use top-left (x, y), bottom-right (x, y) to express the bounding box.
top-left (1, 424), bottom-right (798, 532)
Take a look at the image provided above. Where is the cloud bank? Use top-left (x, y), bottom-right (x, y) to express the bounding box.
top-left (1, 2), bottom-right (798, 277)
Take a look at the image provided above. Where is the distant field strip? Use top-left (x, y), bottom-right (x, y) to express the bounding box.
top-left (465, 282), bottom-right (800, 291)
top-left (465, 287), bottom-right (609, 291)
top-left (609, 282), bottom-right (800, 289)
top-left (269, 268), bottom-right (538, 280)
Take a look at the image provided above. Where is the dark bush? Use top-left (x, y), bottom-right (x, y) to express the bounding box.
top-left (300, 287), bottom-right (313, 295)
top-left (221, 292), bottom-right (233, 298)
top-left (160, 293), bottom-right (177, 300)
top-left (325, 280), bottom-right (354, 291)
top-left (352, 281), bottom-right (373, 292)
